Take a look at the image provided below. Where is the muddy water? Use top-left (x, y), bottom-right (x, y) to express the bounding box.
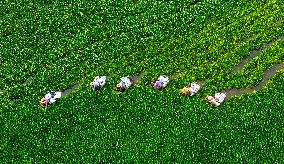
top-left (225, 63), bottom-right (284, 99)
top-left (224, 35), bottom-right (284, 99)
top-left (233, 36), bottom-right (284, 72)
top-left (61, 82), bottom-right (81, 97)
top-left (131, 72), bottom-right (144, 84)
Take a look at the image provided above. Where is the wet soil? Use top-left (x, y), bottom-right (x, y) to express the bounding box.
top-left (233, 35), bottom-right (284, 72)
top-left (11, 34), bottom-right (284, 106)
top-left (222, 35), bottom-right (284, 99)
top-left (225, 63), bottom-right (284, 99)
top-left (61, 82), bottom-right (81, 97)
top-left (131, 72), bottom-right (144, 84)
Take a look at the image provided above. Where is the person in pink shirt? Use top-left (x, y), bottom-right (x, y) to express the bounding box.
top-left (207, 93), bottom-right (226, 107)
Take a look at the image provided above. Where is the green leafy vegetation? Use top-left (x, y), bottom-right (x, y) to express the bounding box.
top-left (1, 0), bottom-right (284, 162)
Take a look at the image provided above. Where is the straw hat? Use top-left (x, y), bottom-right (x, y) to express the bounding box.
top-left (207, 96), bottom-right (214, 101)
top-left (181, 87), bottom-right (192, 95)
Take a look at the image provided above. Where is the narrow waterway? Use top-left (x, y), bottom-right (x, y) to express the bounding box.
top-left (233, 35), bottom-right (284, 72)
top-left (225, 63), bottom-right (284, 99)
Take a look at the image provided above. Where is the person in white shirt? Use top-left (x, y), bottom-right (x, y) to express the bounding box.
top-left (181, 82), bottom-right (201, 96)
top-left (116, 76), bottom-right (133, 92)
top-left (214, 93), bottom-right (226, 103)
top-left (40, 91), bottom-right (62, 107)
top-left (90, 76), bottom-right (107, 90)
top-left (207, 93), bottom-right (226, 107)
top-left (152, 75), bottom-right (169, 90)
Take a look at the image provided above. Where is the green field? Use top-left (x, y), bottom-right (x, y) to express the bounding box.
top-left (1, 0), bottom-right (284, 162)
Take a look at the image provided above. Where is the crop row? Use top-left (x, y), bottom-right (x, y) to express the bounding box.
top-left (3, 63), bottom-right (283, 162)
top-left (2, 0), bottom-right (284, 108)
top-left (0, 1), bottom-right (283, 107)
top-left (0, 0), bottom-right (232, 102)
top-left (2, 0), bottom-right (284, 162)
top-left (0, 0), bottom-right (226, 84)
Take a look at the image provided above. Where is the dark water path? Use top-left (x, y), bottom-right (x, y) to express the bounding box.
top-left (132, 72), bottom-right (144, 84)
top-left (224, 35), bottom-right (284, 99)
top-left (7, 35), bottom-right (284, 105)
top-left (233, 36), bottom-right (284, 72)
top-left (61, 82), bottom-right (82, 97)
top-left (225, 63), bottom-right (284, 99)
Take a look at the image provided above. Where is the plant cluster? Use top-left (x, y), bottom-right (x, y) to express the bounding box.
top-left (1, 0), bottom-right (284, 162)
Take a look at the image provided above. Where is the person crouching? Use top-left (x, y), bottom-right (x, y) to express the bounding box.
top-left (90, 76), bottom-right (107, 90)
top-left (116, 76), bottom-right (133, 92)
top-left (152, 75), bottom-right (169, 90)
top-left (181, 82), bottom-right (201, 96)
top-left (40, 91), bottom-right (62, 108)
top-left (207, 92), bottom-right (226, 107)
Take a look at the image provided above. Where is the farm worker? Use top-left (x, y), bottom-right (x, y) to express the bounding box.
top-left (90, 76), bottom-right (107, 90)
top-left (207, 96), bottom-right (220, 107)
top-left (207, 93), bottom-right (226, 107)
top-left (116, 76), bottom-right (133, 92)
top-left (40, 91), bottom-right (62, 107)
top-left (214, 93), bottom-right (226, 103)
top-left (181, 82), bottom-right (201, 96)
top-left (152, 75), bottom-right (169, 89)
